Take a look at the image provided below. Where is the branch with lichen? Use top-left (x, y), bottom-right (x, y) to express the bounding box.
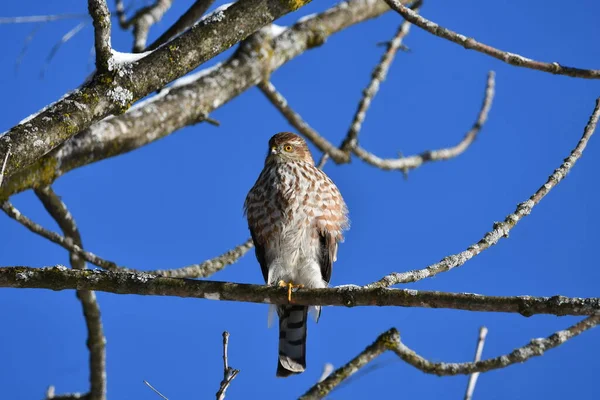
top-left (0, 0), bottom-right (315, 185)
top-left (384, 0), bottom-right (600, 79)
top-left (300, 316), bottom-right (599, 399)
top-left (0, 0), bottom-right (408, 201)
top-left (366, 97), bottom-right (600, 288)
top-left (1, 266), bottom-right (599, 316)
top-left (87, 0), bottom-right (112, 72)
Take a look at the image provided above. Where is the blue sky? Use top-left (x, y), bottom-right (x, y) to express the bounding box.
top-left (1, 0), bottom-right (600, 399)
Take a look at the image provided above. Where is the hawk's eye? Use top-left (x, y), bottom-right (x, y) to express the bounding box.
top-left (283, 145), bottom-right (293, 152)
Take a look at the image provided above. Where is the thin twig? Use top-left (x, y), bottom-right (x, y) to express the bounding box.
top-left (41, 22), bottom-right (88, 78)
top-left (353, 71), bottom-right (495, 173)
top-left (1, 199), bottom-right (251, 277)
top-left (464, 326), bottom-right (488, 400)
top-left (143, 380), bottom-right (169, 400)
top-left (367, 97), bottom-right (600, 288)
top-left (87, 0), bottom-right (112, 72)
top-left (339, 1), bottom-right (420, 153)
top-left (0, 14), bottom-right (87, 24)
top-left (301, 316), bottom-right (600, 399)
top-left (2, 267), bottom-right (600, 316)
top-left (384, 0), bottom-right (600, 79)
top-left (116, 0), bottom-right (173, 52)
top-left (147, 0), bottom-right (216, 51)
top-left (0, 144), bottom-right (10, 188)
top-left (216, 331), bottom-right (240, 400)
top-left (34, 186), bottom-right (106, 400)
top-left (258, 81), bottom-right (350, 163)
top-left (318, 363), bottom-right (334, 382)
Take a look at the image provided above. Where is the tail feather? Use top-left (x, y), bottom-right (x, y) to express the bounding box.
top-left (276, 305), bottom-right (307, 377)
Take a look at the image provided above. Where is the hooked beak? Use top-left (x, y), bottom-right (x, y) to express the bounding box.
top-left (270, 146), bottom-right (277, 155)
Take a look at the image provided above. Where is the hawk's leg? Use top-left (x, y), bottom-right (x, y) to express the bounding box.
top-left (278, 280), bottom-right (305, 302)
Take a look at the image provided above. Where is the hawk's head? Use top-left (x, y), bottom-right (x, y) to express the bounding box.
top-left (266, 132), bottom-right (314, 165)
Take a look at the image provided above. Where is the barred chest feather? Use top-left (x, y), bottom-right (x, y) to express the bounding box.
top-left (245, 160), bottom-right (348, 276)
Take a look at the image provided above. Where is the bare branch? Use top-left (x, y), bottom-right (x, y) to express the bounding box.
top-left (216, 331), bottom-right (240, 400)
top-left (41, 22), bottom-right (88, 78)
top-left (258, 80), bottom-right (350, 163)
top-left (1, 267), bottom-right (599, 316)
top-left (301, 317), bottom-right (599, 399)
top-left (117, 0), bottom-right (173, 52)
top-left (143, 380), bottom-right (169, 400)
top-left (0, 14), bottom-right (87, 24)
top-left (339, 1), bottom-right (420, 153)
top-left (1, 200), bottom-right (251, 277)
top-left (367, 97), bottom-right (600, 288)
top-left (384, 0), bottom-right (600, 79)
top-left (353, 71), bottom-right (495, 172)
top-left (0, 0), bottom-right (409, 200)
top-left (34, 187), bottom-right (106, 400)
top-left (464, 326), bottom-right (488, 400)
top-left (147, 0), bottom-right (216, 51)
top-left (87, 0), bottom-right (112, 72)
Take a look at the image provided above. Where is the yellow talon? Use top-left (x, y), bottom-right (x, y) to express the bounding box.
top-left (278, 280), bottom-right (304, 302)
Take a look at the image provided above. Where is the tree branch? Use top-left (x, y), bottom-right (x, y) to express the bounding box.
top-left (216, 331), bottom-right (239, 400)
top-left (258, 80), bottom-right (350, 163)
top-left (339, 1), bottom-right (419, 153)
top-left (147, 0), bottom-right (216, 51)
top-left (384, 0), bottom-right (600, 79)
top-left (367, 97), bottom-right (600, 288)
top-left (0, 0), bottom-right (315, 184)
top-left (116, 0), bottom-right (173, 52)
top-left (464, 326), bottom-right (488, 400)
top-left (300, 317), bottom-right (599, 399)
top-left (1, 199), bottom-right (251, 278)
top-left (1, 267), bottom-right (599, 316)
top-left (352, 70), bottom-right (495, 173)
top-left (87, 0), bottom-right (112, 72)
top-left (34, 187), bottom-right (106, 400)
top-left (0, 0), bottom-right (406, 200)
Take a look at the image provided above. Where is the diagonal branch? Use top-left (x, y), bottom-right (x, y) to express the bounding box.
top-left (384, 0), bottom-right (600, 79)
top-left (339, 1), bottom-right (420, 153)
top-left (367, 97), bottom-right (600, 288)
top-left (0, 0), bottom-right (408, 200)
top-left (0, 143), bottom-right (10, 189)
top-left (258, 80), bottom-right (350, 163)
top-left (87, 0), bottom-right (112, 72)
top-left (353, 70), bottom-right (495, 173)
top-left (300, 316), bottom-right (600, 399)
top-left (34, 186), bottom-right (106, 400)
top-left (216, 331), bottom-right (240, 400)
top-left (464, 326), bottom-right (488, 400)
top-left (0, 0), bottom-right (315, 184)
top-left (147, 0), bottom-right (216, 51)
top-left (1, 267), bottom-right (600, 316)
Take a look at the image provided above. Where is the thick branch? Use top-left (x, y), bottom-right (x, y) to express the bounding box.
top-left (34, 187), bottom-right (106, 400)
top-left (353, 71), bottom-right (495, 172)
top-left (384, 0), bottom-right (600, 79)
top-left (301, 317), bottom-right (599, 399)
top-left (87, 0), bottom-right (112, 72)
top-left (147, 0), bottom-right (216, 51)
top-left (0, 0), bottom-right (405, 200)
top-left (0, 0), bottom-right (314, 184)
top-left (1, 267), bottom-right (599, 316)
top-left (367, 97), bottom-right (600, 288)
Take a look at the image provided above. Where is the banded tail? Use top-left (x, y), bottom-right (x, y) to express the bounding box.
top-left (277, 305), bottom-right (308, 377)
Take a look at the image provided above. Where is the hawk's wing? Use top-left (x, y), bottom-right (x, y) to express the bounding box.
top-left (318, 231), bottom-right (336, 284)
top-left (249, 226), bottom-right (269, 283)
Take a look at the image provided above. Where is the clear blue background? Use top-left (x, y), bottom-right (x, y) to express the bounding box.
top-left (1, 0), bottom-right (599, 399)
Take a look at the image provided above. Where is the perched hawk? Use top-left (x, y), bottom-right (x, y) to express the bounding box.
top-left (244, 132), bottom-right (349, 377)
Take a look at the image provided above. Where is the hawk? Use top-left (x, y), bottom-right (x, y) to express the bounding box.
top-left (244, 132), bottom-right (349, 377)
